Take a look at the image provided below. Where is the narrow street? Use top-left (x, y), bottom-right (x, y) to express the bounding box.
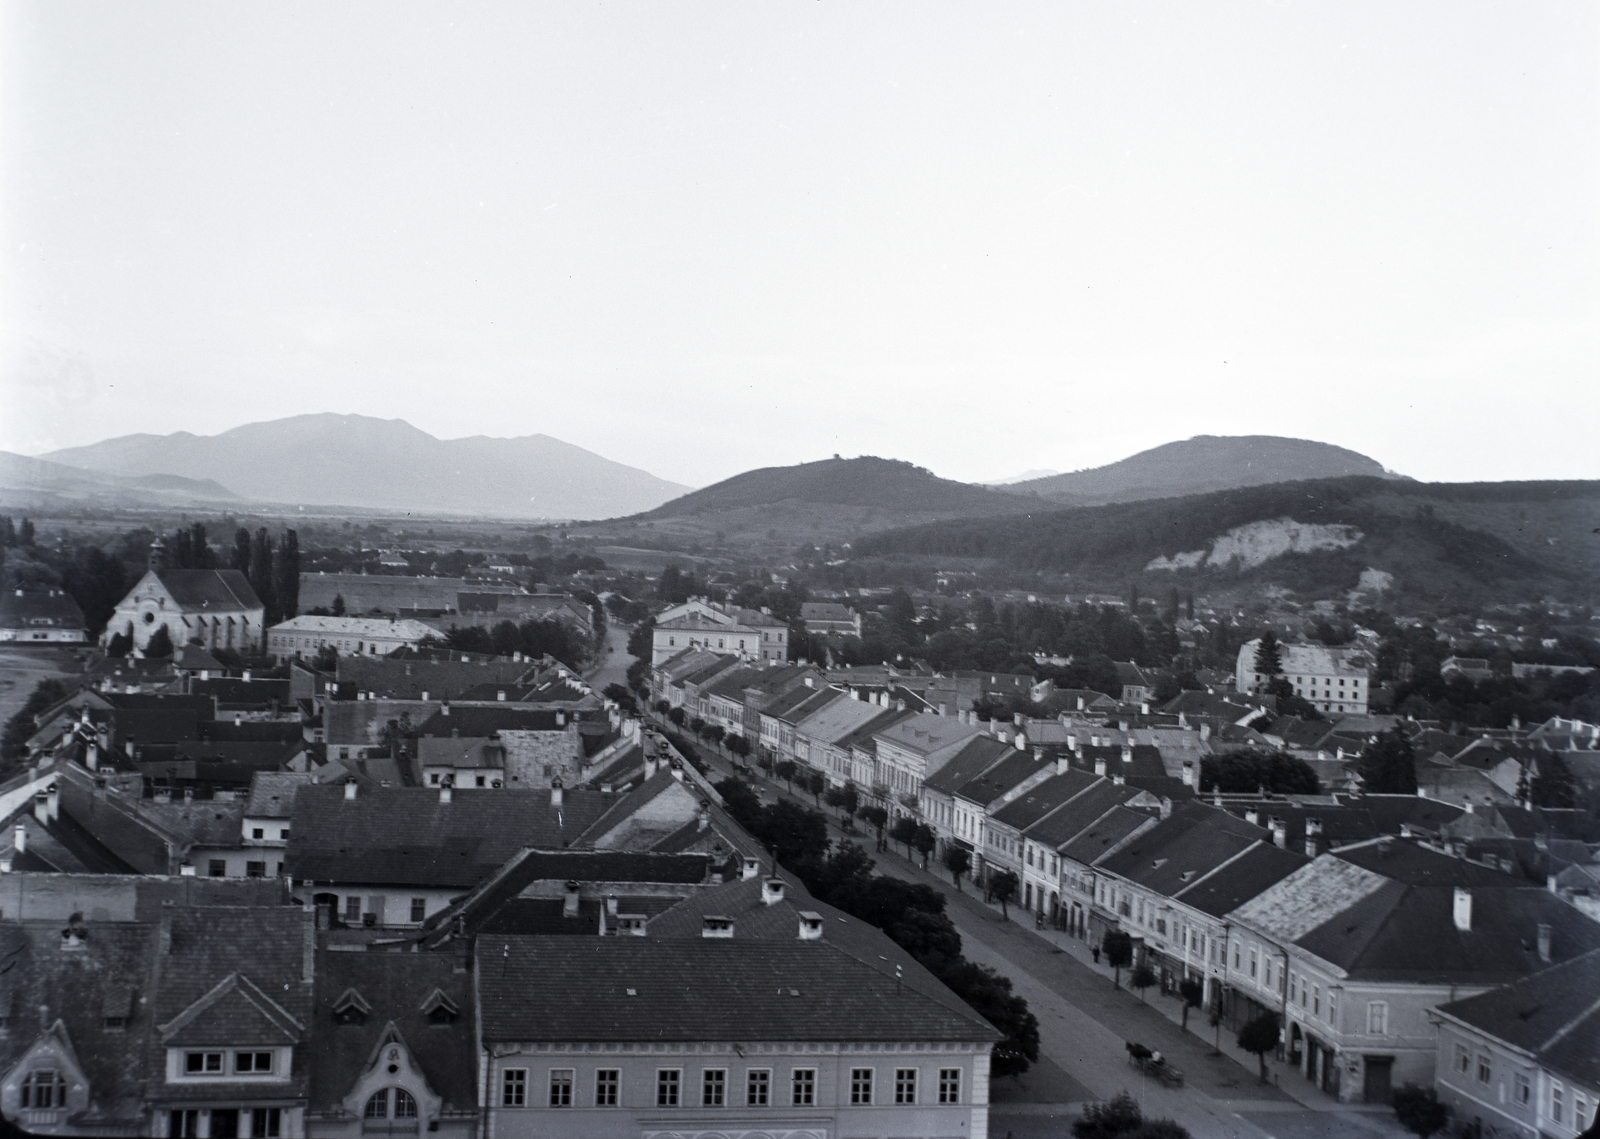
top-left (661, 713), bottom-right (1412, 1139)
top-left (582, 620), bottom-right (634, 694)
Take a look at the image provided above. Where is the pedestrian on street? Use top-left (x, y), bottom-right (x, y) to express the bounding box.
top-left (1092, 946), bottom-right (1101, 965)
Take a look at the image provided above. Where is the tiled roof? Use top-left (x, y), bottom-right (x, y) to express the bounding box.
top-left (797, 696), bottom-right (913, 747)
top-left (952, 751), bottom-right (1050, 808)
top-left (246, 771), bottom-right (314, 817)
top-left (0, 588), bottom-right (84, 628)
top-left (1436, 949), bottom-right (1600, 1089)
top-left (1097, 803), bottom-right (1267, 895)
top-left (1230, 855), bottom-right (1391, 943)
top-left (1058, 805), bottom-right (1157, 866)
top-left (1175, 842), bottom-right (1309, 917)
top-left (335, 657), bottom-right (538, 701)
top-left (287, 785), bottom-right (617, 888)
top-left (874, 713), bottom-right (983, 757)
top-left (414, 706), bottom-right (569, 736)
top-left (309, 949), bottom-right (478, 1114)
top-left (155, 568), bottom-right (262, 611)
top-left (1025, 781), bottom-right (1149, 848)
top-left (477, 936), bottom-right (999, 1044)
top-left (921, 736), bottom-right (1013, 796)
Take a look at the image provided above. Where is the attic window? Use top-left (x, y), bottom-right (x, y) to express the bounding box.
top-left (1179, 870), bottom-right (1197, 883)
top-left (420, 989), bottom-right (459, 1026)
top-left (1151, 859), bottom-right (1168, 870)
top-left (333, 988), bottom-right (371, 1025)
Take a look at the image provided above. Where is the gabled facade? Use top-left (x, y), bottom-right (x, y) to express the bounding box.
top-left (105, 544), bottom-right (265, 655)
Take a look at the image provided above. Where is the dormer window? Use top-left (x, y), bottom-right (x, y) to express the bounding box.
top-left (186, 1052), bottom-right (223, 1074)
top-left (420, 988), bottom-right (459, 1026)
top-left (332, 988), bottom-right (371, 1026)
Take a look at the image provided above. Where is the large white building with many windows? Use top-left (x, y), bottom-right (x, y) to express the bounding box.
top-left (1236, 639), bottom-right (1373, 715)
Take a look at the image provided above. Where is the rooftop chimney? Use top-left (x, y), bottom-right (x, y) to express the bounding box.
top-left (643, 754), bottom-right (658, 780)
top-left (798, 911), bottom-right (824, 940)
top-left (1159, 797), bottom-right (1172, 820)
top-left (563, 880), bottom-right (581, 918)
top-left (761, 877), bottom-right (786, 906)
top-left (741, 856), bottom-right (761, 880)
top-left (439, 780), bottom-right (453, 804)
top-left (1141, 701), bottom-right (1150, 715)
top-left (1181, 759), bottom-right (1195, 787)
top-left (1269, 817), bottom-right (1287, 848)
top-left (1014, 733), bottom-right (1027, 751)
top-left (344, 780), bottom-right (358, 801)
top-left (1112, 773), bottom-right (1125, 786)
top-left (1094, 756), bottom-right (1108, 777)
top-left (1121, 745), bottom-right (1133, 765)
top-left (13, 822), bottom-right (25, 854)
top-left (697, 800), bottom-right (710, 831)
top-left (497, 690), bottom-right (506, 701)
top-left (550, 778), bottom-right (565, 807)
top-left (1536, 922), bottom-right (1552, 963)
top-left (46, 783), bottom-right (59, 822)
top-left (1245, 808), bottom-right (1260, 826)
top-left (670, 763), bottom-right (684, 782)
top-left (701, 915), bottom-right (734, 939)
top-left (179, 862), bottom-right (196, 876)
top-left (1453, 887), bottom-right (1473, 932)
top-left (33, 792), bottom-right (48, 825)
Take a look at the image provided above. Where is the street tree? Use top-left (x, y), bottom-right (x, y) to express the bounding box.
top-left (990, 870), bottom-right (1020, 920)
top-left (889, 816), bottom-right (918, 857)
top-left (667, 707), bottom-right (686, 728)
top-left (1178, 977), bottom-right (1204, 1031)
top-left (1129, 964), bottom-right (1156, 1003)
top-left (942, 846), bottom-right (971, 893)
top-left (774, 760), bottom-right (797, 792)
top-left (1101, 930), bottom-right (1133, 989)
top-left (1392, 1084), bottom-right (1450, 1138)
top-left (911, 824), bottom-right (935, 869)
top-left (856, 804), bottom-right (889, 850)
top-left (1237, 1012), bottom-right (1280, 1083)
top-left (804, 770), bottom-right (825, 803)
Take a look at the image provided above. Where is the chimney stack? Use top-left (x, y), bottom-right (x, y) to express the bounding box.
top-left (761, 877), bottom-right (786, 906)
top-left (33, 792), bottom-right (48, 825)
top-left (1014, 733), bottom-right (1027, 751)
top-left (46, 783), bottom-right (59, 822)
top-left (797, 911), bottom-right (824, 940)
top-left (1160, 797), bottom-right (1172, 820)
top-left (1270, 817), bottom-right (1287, 848)
top-left (741, 856), bottom-right (761, 880)
top-left (344, 779), bottom-right (358, 801)
top-left (563, 880), bottom-right (580, 918)
top-left (697, 800), bottom-right (710, 831)
top-left (551, 778), bottom-right (564, 808)
top-left (1094, 756), bottom-right (1108, 778)
top-left (13, 822), bottom-right (25, 854)
top-left (1453, 887), bottom-right (1473, 932)
top-left (1181, 759), bottom-right (1195, 788)
top-left (439, 780), bottom-right (453, 804)
top-left (701, 915), bottom-right (734, 939)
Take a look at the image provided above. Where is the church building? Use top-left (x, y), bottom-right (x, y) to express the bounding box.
top-left (103, 540), bottom-right (266, 655)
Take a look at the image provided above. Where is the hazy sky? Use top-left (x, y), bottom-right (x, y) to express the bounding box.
top-left (3, 2), bottom-right (1595, 489)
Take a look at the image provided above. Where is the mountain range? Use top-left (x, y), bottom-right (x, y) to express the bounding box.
top-left (36, 415), bottom-right (688, 519)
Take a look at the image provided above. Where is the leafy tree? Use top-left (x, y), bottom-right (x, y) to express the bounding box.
top-left (1359, 729), bottom-right (1418, 794)
top-left (653, 699), bottom-right (671, 715)
top-left (273, 529), bottom-right (300, 617)
top-left (774, 760), bottom-right (797, 791)
top-left (1, 678), bottom-right (72, 764)
top-left (331, 593), bottom-right (347, 617)
top-left (1200, 750), bottom-right (1321, 795)
top-left (602, 683), bottom-right (638, 714)
top-left (824, 781), bottom-right (860, 823)
top-left (804, 770), bottom-right (825, 803)
top-left (626, 657), bottom-right (649, 695)
top-left (1072, 1092), bottom-right (1142, 1139)
top-left (1392, 1084), bottom-right (1449, 1137)
top-left (1178, 977), bottom-right (1204, 1031)
top-left (943, 959), bottom-right (1039, 1079)
top-left (17, 518), bottom-right (34, 546)
top-left (105, 630), bottom-right (132, 658)
top-left (703, 724), bottom-right (725, 747)
top-left (689, 717), bottom-right (706, 736)
top-left (144, 625), bottom-right (174, 658)
top-left (1253, 631), bottom-right (1282, 678)
top-left (1264, 676), bottom-right (1322, 720)
top-left (990, 870), bottom-right (1020, 920)
top-left (726, 734), bottom-right (751, 759)
top-left (1237, 1012), bottom-right (1279, 1083)
top-left (1101, 930), bottom-right (1133, 989)
top-left (232, 528), bottom-right (252, 573)
top-left (312, 644), bottom-right (339, 671)
top-left (626, 616), bottom-right (656, 659)
top-left (911, 823), bottom-right (935, 868)
top-left (0, 517), bottom-right (14, 547)
top-left (942, 845), bottom-right (971, 893)
top-left (889, 815), bottom-right (918, 856)
top-left (714, 777), bottom-right (762, 824)
top-left (1129, 964), bottom-right (1156, 1003)
top-left (856, 804), bottom-right (889, 849)
top-left (667, 707), bottom-right (686, 728)
top-left (752, 799), bottom-right (830, 866)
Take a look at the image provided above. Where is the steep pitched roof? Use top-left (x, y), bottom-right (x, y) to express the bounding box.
top-left (992, 769), bottom-right (1100, 831)
top-left (921, 736), bottom-right (1014, 796)
top-left (1058, 804), bottom-right (1158, 866)
top-left (952, 750), bottom-right (1051, 808)
top-left (155, 568), bottom-right (262, 611)
top-left (1026, 781), bottom-right (1151, 848)
top-left (1435, 949), bottom-right (1600, 1089)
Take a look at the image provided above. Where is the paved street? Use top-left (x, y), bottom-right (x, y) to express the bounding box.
top-left (661, 714), bottom-right (1413, 1139)
top-left (582, 620), bottom-right (634, 694)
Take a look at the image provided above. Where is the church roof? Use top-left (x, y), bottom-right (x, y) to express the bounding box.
top-left (156, 569), bottom-right (263, 612)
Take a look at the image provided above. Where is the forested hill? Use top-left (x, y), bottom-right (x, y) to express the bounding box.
top-left (631, 456), bottom-right (1029, 519)
top-left (852, 477), bottom-right (1600, 602)
top-left (1004, 435), bottom-right (1403, 506)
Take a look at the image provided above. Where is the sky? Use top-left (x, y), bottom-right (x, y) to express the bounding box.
top-left (2, 1), bottom-right (1595, 490)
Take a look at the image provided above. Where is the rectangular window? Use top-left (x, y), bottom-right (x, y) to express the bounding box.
top-left (850, 1067), bottom-right (874, 1105)
top-left (1249, 948), bottom-right (1258, 979)
top-left (895, 1068), bottom-right (917, 1104)
top-left (1454, 1045), bottom-right (1469, 1074)
top-left (1476, 1055), bottom-right (1491, 1085)
top-left (252, 828), bottom-right (265, 839)
top-left (185, 1051), bottom-right (223, 1074)
top-left (595, 1069), bottom-right (619, 1107)
top-left (171, 1110), bottom-right (201, 1138)
top-left (208, 859), bottom-right (226, 877)
top-left (251, 1108), bottom-right (282, 1137)
top-left (792, 1068), bottom-right (815, 1106)
top-left (746, 1069), bottom-right (770, 1106)
top-left (1312, 986), bottom-right (1320, 1017)
top-left (246, 861), bottom-right (267, 878)
top-left (1367, 1001), bottom-right (1388, 1035)
top-left (1514, 1073), bottom-right (1530, 1104)
top-left (234, 1051), bottom-right (273, 1073)
top-left (344, 896), bottom-right (362, 921)
top-left (501, 1068), bottom-right (526, 1107)
top-left (657, 1069), bottom-right (680, 1107)
top-left (549, 1069), bottom-right (573, 1107)
top-left (1552, 1084), bottom-right (1564, 1123)
top-left (702, 1068), bottom-right (726, 1107)
top-left (410, 898), bottom-right (427, 923)
top-left (939, 1067), bottom-right (961, 1104)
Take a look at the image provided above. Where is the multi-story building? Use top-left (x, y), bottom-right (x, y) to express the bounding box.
top-left (651, 599), bottom-right (788, 665)
top-left (104, 541), bottom-right (265, 655)
top-left (0, 588), bottom-right (86, 643)
top-left (869, 713), bottom-right (984, 815)
top-left (1235, 640), bottom-right (1373, 715)
top-left (1430, 949), bottom-right (1600, 1139)
top-left (266, 615), bottom-right (437, 660)
top-left (919, 735), bottom-right (1014, 864)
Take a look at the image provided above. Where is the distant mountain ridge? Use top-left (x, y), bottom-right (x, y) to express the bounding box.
top-left (39, 414), bottom-right (689, 519)
top-left (0, 451), bottom-right (240, 509)
top-left (1004, 435), bottom-right (1404, 506)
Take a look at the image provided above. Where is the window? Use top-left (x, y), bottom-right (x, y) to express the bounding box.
top-left (1313, 986), bottom-right (1321, 1017)
top-left (746, 1069), bottom-right (770, 1106)
top-left (895, 1068), bottom-right (917, 1104)
top-left (1514, 1073), bottom-right (1530, 1105)
top-left (657, 1069), bottom-right (680, 1107)
top-left (279, 829), bottom-right (290, 840)
top-left (549, 1069), bottom-right (573, 1107)
top-left (792, 1068), bottom-right (816, 1106)
top-left (1366, 1001), bottom-right (1388, 1035)
top-left (1249, 948), bottom-right (1258, 979)
top-left (244, 860), bottom-right (266, 878)
top-left (234, 1051), bottom-right (273, 1073)
top-left (502, 1069), bottom-right (527, 1107)
top-left (185, 1051), bottom-right (223, 1074)
top-left (1476, 1054), bottom-right (1491, 1085)
top-left (251, 1108), bottom-right (282, 1137)
top-left (104, 1016), bottom-right (126, 1030)
top-left (171, 1110), bottom-right (201, 1137)
top-left (939, 1067), bottom-right (961, 1104)
top-left (1577, 1095), bottom-right (1589, 1130)
top-left (364, 1088), bottom-right (417, 1120)
top-left (411, 898), bottom-right (427, 923)
top-left (702, 1068), bottom-right (726, 1106)
top-left (1552, 1083), bottom-right (1564, 1124)
top-left (1454, 1045), bottom-right (1470, 1075)
top-left (344, 896), bottom-right (362, 921)
top-left (595, 1069), bottom-right (619, 1107)
top-left (208, 859), bottom-right (226, 877)
top-left (20, 1070), bottom-right (65, 1108)
top-left (850, 1067), bottom-right (874, 1105)
top-left (252, 828), bottom-right (265, 839)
